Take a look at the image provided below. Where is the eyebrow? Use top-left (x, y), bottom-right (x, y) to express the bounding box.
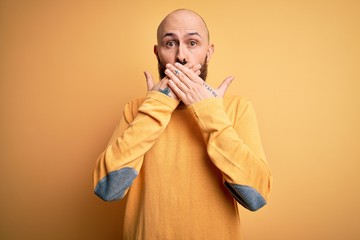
top-left (162, 32), bottom-right (202, 39)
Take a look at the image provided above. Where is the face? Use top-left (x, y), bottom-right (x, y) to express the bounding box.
top-left (154, 10), bottom-right (214, 80)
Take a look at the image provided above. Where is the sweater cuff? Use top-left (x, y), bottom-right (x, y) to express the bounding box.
top-left (188, 97), bottom-right (231, 132)
top-left (188, 97), bottom-right (224, 113)
top-left (146, 91), bottom-right (179, 110)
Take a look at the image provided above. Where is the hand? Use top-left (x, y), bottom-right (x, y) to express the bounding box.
top-left (143, 64), bottom-right (202, 102)
top-left (144, 72), bottom-right (180, 101)
top-left (165, 62), bottom-right (235, 106)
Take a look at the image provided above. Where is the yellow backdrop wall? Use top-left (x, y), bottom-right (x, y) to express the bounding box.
top-left (1, 0), bottom-right (359, 239)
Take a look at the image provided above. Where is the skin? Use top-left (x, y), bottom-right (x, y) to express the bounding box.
top-left (144, 9), bottom-right (234, 106)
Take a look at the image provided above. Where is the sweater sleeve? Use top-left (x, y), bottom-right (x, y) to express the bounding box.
top-left (188, 97), bottom-right (272, 211)
top-left (93, 91), bottom-right (178, 201)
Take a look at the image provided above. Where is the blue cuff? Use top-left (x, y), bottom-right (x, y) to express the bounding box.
top-left (94, 167), bottom-right (138, 201)
top-left (224, 181), bottom-right (266, 211)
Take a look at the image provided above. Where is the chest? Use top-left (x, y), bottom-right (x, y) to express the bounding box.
top-left (143, 109), bottom-right (209, 179)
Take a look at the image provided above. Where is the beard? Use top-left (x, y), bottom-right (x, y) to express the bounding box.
top-left (157, 57), bottom-right (208, 81)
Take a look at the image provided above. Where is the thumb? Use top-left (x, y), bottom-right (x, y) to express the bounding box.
top-left (217, 76), bottom-right (235, 95)
top-left (144, 71), bottom-right (154, 91)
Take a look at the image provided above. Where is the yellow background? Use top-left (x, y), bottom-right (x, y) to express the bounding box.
top-left (1, 0), bottom-right (359, 239)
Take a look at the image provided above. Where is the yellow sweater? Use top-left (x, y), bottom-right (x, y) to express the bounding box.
top-left (93, 91), bottom-right (272, 239)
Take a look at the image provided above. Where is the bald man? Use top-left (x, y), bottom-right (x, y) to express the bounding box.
top-left (93, 9), bottom-right (272, 240)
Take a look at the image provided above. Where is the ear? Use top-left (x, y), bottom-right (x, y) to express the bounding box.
top-left (206, 44), bottom-right (214, 63)
top-left (154, 45), bottom-right (161, 63)
top-left (154, 45), bottom-right (158, 57)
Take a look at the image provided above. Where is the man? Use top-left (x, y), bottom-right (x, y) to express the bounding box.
top-left (93, 9), bottom-right (272, 239)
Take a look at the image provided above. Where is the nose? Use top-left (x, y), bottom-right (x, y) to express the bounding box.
top-left (176, 44), bottom-right (188, 65)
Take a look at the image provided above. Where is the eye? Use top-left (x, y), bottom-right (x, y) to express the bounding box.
top-left (165, 41), bottom-right (177, 48)
top-left (188, 40), bottom-right (198, 47)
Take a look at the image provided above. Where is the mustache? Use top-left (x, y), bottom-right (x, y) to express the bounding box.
top-left (178, 59), bottom-right (187, 65)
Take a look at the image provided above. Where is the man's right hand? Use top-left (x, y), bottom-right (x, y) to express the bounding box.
top-left (144, 72), bottom-right (180, 101)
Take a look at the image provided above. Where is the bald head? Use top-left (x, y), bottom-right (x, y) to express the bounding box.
top-left (156, 9), bottom-right (210, 44)
top-left (154, 9), bottom-right (214, 81)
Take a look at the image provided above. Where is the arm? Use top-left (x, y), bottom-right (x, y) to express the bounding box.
top-left (160, 63), bottom-right (272, 210)
top-left (93, 66), bottom-right (202, 201)
top-left (188, 97), bottom-right (272, 211)
top-left (93, 91), bottom-right (178, 201)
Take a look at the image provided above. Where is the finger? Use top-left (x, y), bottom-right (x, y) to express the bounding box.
top-left (182, 63), bottom-right (201, 76)
top-left (170, 63), bottom-right (201, 76)
top-left (174, 62), bottom-right (202, 83)
top-left (190, 64), bottom-right (202, 74)
top-left (192, 64), bottom-right (201, 76)
top-left (164, 66), bottom-right (190, 91)
top-left (144, 71), bottom-right (154, 91)
top-left (165, 64), bottom-right (194, 91)
top-left (168, 79), bottom-right (187, 100)
top-left (217, 76), bottom-right (235, 94)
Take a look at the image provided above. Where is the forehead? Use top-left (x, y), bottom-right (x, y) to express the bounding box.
top-left (157, 11), bottom-right (208, 40)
